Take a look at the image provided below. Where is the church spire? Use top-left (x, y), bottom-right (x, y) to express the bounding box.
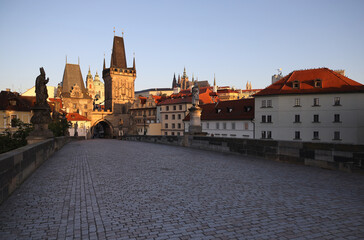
top-left (103, 53), bottom-right (106, 70)
top-left (213, 73), bottom-right (217, 93)
top-left (172, 73), bottom-right (177, 88)
top-left (133, 52), bottom-right (136, 70)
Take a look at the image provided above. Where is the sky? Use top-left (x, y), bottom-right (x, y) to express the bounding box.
top-left (0, 0), bottom-right (363, 93)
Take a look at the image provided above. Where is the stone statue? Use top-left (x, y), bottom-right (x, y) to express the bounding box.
top-left (192, 82), bottom-right (199, 106)
top-left (74, 122), bottom-right (78, 137)
top-left (35, 67), bottom-right (49, 106)
top-left (27, 67), bottom-right (54, 144)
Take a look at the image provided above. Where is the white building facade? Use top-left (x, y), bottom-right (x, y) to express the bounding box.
top-left (254, 68), bottom-right (364, 144)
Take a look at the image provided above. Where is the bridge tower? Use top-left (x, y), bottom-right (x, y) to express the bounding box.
top-left (103, 35), bottom-right (136, 113)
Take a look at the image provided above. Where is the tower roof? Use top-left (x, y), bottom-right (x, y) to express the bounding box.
top-left (61, 63), bottom-right (88, 98)
top-left (110, 36), bottom-right (127, 69)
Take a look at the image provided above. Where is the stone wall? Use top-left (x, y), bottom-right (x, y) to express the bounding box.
top-left (123, 135), bottom-right (364, 173)
top-left (0, 137), bottom-right (72, 204)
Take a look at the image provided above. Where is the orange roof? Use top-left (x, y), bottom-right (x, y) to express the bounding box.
top-left (160, 87), bottom-right (218, 105)
top-left (255, 68), bottom-right (364, 96)
top-left (66, 113), bottom-right (90, 121)
top-left (184, 98), bottom-right (254, 121)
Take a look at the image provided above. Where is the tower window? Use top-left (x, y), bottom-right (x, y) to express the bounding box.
top-left (313, 131), bottom-right (319, 140)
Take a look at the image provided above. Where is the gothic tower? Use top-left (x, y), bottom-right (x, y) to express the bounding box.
top-left (86, 67), bottom-right (95, 98)
top-left (103, 35), bottom-right (136, 113)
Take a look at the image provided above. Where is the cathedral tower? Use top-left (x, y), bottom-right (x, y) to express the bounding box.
top-left (86, 67), bottom-right (95, 98)
top-left (103, 35), bottom-right (136, 113)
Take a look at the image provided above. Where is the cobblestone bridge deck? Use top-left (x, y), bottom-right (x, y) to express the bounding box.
top-left (0, 139), bottom-right (363, 239)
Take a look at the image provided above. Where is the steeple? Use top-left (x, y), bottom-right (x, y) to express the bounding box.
top-left (110, 35), bottom-right (127, 69)
top-left (213, 73), bottom-right (217, 93)
top-left (133, 52), bottom-right (136, 70)
top-left (178, 74), bottom-right (181, 85)
top-left (103, 53), bottom-right (106, 70)
top-left (172, 73), bottom-right (177, 88)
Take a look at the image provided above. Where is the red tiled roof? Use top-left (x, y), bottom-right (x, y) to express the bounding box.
top-left (66, 113), bottom-right (90, 121)
top-left (255, 68), bottom-right (364, 96)
top-left (160, 87), bottom-right (218, 105)
top-left (184, 98), bottom-right (254, 121)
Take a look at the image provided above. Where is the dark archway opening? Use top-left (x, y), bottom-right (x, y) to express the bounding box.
top-left (92, 121), bottom-right (113, 139)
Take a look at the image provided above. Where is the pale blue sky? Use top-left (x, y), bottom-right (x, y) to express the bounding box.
top-left (0, 0), bottom-right (363, 92)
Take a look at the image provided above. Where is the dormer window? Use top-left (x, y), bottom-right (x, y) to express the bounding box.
top-left (9, 100), bottom-right (16, 106)
top-left (314, 79), bottom-right (322, 88)
top-left (216, 108), bottom-right (221, 113)
top-left (293, 80), bottom-right (300, 89)
top-left (227, 107), bottom-right (233, 113)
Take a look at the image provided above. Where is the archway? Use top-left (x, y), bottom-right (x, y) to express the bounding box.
top-left (91, 120), bottom-right (113, 139)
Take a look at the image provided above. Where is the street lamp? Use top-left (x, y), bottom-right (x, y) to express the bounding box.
top-left (143, 114), bottom-right (147, 135)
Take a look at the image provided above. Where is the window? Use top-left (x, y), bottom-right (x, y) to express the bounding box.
top-left (11, 115), bottom-right (17, 127)
top-left (261, 131), bottom-right (266, 139)
top-left (334, 97), bottom-right (341, 106)
top-left (314, 79), bottom-right (322, 88)
top-left (216, 122), bottom-right (220, 129)
top-left (165, 115), bottom-right (168, 120)
top-left (223, 122), bottom-right (227, 129)
top-left (294, 131), bottom-right (300, 140)
top-left (179, 105), bottom-right (182, 110)
top-left (172, 132), bottom-right (175, 136)
top-left (267, 115), bottom-right (272, 123)
top-left (262, 115), bottom-right (266, 123)
top-left (164, 132), bottom-right (168, 136)
top-left (267, 131), bottom-right (272, 139)
top-left (334, 131), bottom-right (341, 140)
top-left (232, 122), bottom-right (236, 130)
top-left (313, 114), bottom-right (319, 123)
top-left (84, 104), bottom-right (87, 109)
top-left (73, 103), bottom-right (77, 109)
top-left (172, 123), bottom-right (175, 129)
top-left (244, 122), bottom-right (249, 130)
top-left (261, 100), bottom-right (266, 108)
top-left (173, 105), bottom-right (176, 110)
top-left (293, 80), bottom-right (300, 89)
top-left (178, 114), bottom-right (181, 119)
top-left (206, 122), bottom-right (209, 129)
top-left (178, 123), bottom-right (181, 129)
top-left (334, 114), bottom-right (341, 123)
top-left (172, 114), bottom-right (175, 120)
top-left (313, 98), bottom-right (320, 106)
top-left (166, 106), bottom-right (169, 111)
top-left (294, 98), bottom-right (301, 107)
top-left (148, 110), bottom-right (151, 116)
top-left (313, 131), bottom-right (319, 140)
top-left (267, 100), bottom-right (272, 107)
top-left (177, 132), bottom-right (180, 136)
top-left (294, 114), bottom-right (301, 123)
top-left (165, 123), bottom-right (168, 128)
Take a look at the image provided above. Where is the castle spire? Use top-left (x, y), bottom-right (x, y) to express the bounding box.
top-left (103, 53), bottom-right (106, 70)
top-left (172, 73), bottom-right (177, 88)
top-left (133, 52), bottom-right (136, 70)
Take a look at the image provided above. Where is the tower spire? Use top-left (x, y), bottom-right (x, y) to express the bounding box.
top-left (133, 52), bottom-right (136, 70)
top-left (103, 53), bottom-right (106, 70)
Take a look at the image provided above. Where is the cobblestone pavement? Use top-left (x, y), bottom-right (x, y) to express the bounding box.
top-left (0, 140), bottom-right (364, 240)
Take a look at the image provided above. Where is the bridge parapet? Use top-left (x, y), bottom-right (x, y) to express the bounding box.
top-left (0, 137), bottom-right (72, 205)
top-left (122, 135), bottom-right (364, 173)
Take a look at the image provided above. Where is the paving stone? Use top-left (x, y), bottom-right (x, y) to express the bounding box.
top-left (0, 139), bottom-right (363, 239)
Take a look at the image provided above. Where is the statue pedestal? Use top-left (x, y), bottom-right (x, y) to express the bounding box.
top-left (27, 106), bottom-right (53, 144)
top-left (188, 105), bottom-right (203, 134)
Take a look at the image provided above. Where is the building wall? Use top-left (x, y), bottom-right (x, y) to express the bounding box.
top-left (0, 110), bottom-right (32, 132)
top-left (62, 97), bottom-right (93, 119)
top-left (160, 103), bottom-right (191, 136)
top-left (255, 93), bottom-right (364, 144)
top-left (184, 120), bottom-right (254, 138)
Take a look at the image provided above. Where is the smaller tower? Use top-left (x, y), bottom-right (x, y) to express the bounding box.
top-left (172, 73), bottom-right (177, 89)
top-left (213, 74), bottom-right (217, 93)
top-left (86, 67), bottom-right (95, 98)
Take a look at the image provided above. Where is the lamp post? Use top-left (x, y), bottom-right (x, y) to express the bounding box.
top-left (143, 114), bottom-right (147, 135)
